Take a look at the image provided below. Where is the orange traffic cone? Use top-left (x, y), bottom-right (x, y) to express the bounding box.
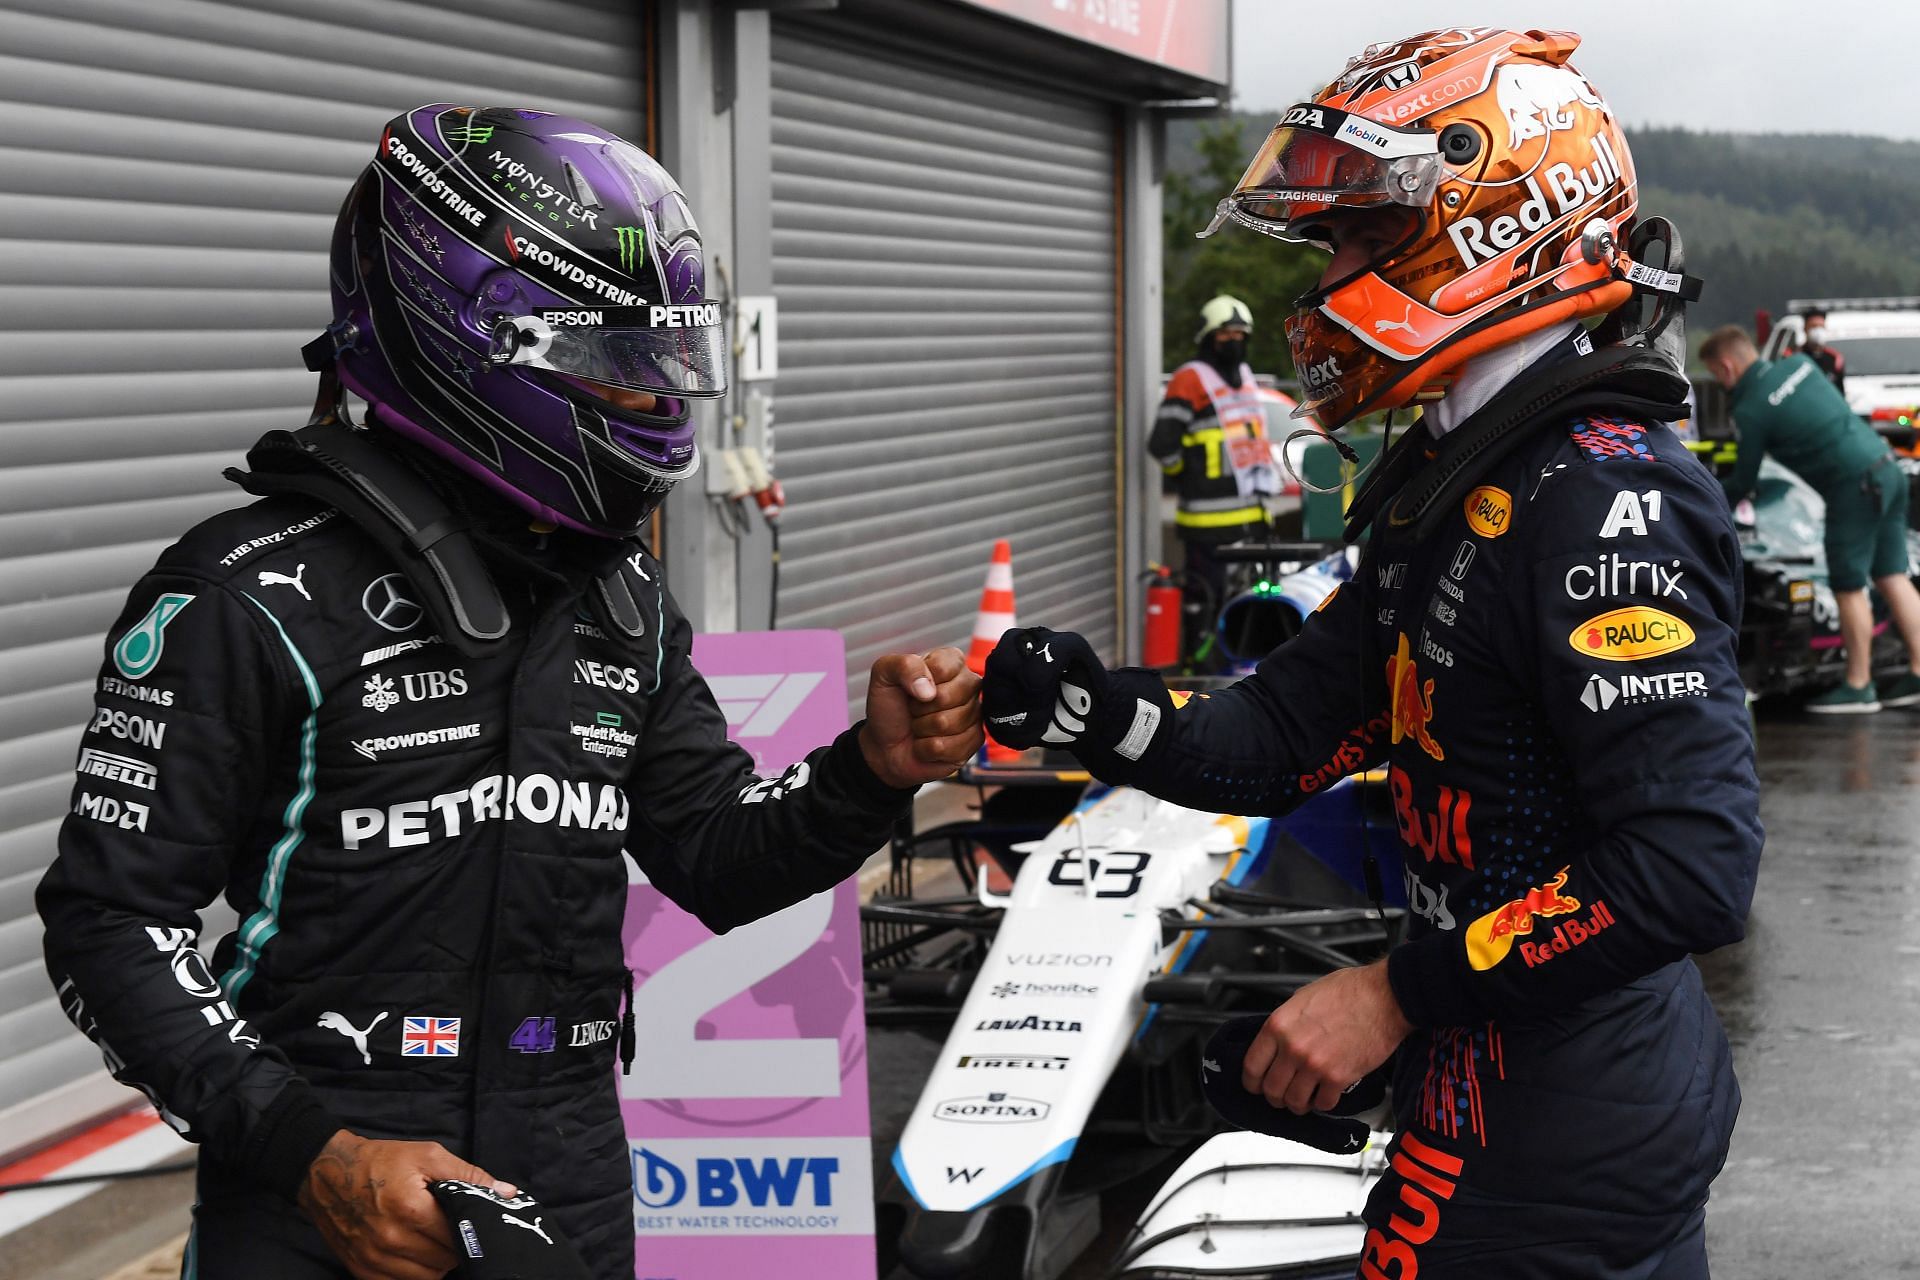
top-left (966, 539), bottom-right (1023, 762)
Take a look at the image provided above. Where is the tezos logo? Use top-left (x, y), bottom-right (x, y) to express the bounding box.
top-left (1569, 607), bottom-right (1695, 662)
top-left (362, 575), bottom-right (423, 632)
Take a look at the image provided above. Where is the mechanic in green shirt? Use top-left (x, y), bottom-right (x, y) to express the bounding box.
top-left (1702, 324), bottom-right (1920, 712)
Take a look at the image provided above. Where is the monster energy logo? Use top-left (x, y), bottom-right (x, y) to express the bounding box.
top-left (614, 226), bottom-right (645, 274)
top-left (446, 123), bottom-right (494, 144)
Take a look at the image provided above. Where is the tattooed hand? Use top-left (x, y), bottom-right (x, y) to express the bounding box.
top-left (299, 1130), bottom-right (518, 1280)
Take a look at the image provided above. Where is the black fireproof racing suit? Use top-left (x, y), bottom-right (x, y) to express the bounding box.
top-left (1073, 398), bottom-right (1763, 1275)
top-left (37, 491), bottom-right (913, 1276)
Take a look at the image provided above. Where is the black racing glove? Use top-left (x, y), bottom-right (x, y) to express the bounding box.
top-left (981, 627), bottom-right (1112, 750)
top-left (429, 1180), bottom-right (591, 1280)
top-left (1198, 1014), bottom-right (1388, 1156)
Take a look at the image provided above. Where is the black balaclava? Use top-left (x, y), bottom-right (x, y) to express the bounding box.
top-left (1203, 332), bottom-right (1248, 387)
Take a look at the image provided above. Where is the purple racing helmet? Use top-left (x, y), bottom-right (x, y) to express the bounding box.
top-left (323, 104), bottom-right (721, 537)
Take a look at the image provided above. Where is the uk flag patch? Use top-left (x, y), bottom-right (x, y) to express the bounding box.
top-left (401, 1016), bottom-right (462, 1057)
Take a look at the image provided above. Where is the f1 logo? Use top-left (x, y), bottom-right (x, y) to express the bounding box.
top-left (707, 672), bottom-right (826, 738)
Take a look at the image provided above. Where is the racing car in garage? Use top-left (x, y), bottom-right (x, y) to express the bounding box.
top-left (862, 748), bottom-right (1403, 1280)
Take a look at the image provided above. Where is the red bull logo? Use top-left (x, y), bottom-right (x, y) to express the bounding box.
top-left (1362, 1131), bottom-right (1464, 1279)
top-left (1385, 633), bottom-right (1444, 761)
top-left (1389, 765), bottom-right (1473, 869)
top-left (1465, 867), bottom-right (1582, 970)
top-left (1517, 900), bottom-right (1616, 967)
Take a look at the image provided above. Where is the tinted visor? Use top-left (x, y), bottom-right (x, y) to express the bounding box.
top-left (1204, 106), bottom-right (1442, 243)
top-left (491, 305), bottom-right (727, 398)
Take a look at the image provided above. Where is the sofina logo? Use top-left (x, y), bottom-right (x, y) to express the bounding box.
top-left (1569, 607), bottom-right (1695, 662)
top-left (614, 225), bottom-right (645, 274)
top-left (113, 594), bottom-right (194, 680)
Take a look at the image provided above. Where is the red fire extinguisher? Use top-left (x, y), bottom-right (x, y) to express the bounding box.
top-left (1142, 563), bottom-right (1185, 668)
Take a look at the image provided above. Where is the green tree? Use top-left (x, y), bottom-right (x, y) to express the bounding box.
top-left (1162, 119), bottom-right (1323, 378)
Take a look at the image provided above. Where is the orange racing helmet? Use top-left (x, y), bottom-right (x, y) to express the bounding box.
top-left (1208, 28), bottom-right (1653, 428)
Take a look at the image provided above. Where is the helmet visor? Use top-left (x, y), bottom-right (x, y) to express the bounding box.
top-left (490, 305), bottom-right (727, 398)
top-left (1210, 106), bottom-right (1441, 242)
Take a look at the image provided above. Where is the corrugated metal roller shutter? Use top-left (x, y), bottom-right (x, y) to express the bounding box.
top-left (769, 23), bottom-right (1120, 709)
top-left (0, 0), bottom-right (646, 1145)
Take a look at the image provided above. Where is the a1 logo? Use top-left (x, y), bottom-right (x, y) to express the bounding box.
top-left (509, 1016), bottom-right (557, 1054)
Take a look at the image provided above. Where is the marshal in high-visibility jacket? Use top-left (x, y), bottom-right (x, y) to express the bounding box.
top-left (1148, 295), bottom-right (1280, 546)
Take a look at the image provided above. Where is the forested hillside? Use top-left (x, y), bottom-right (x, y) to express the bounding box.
top-left (1164, 117), bottom-right (1920, 372)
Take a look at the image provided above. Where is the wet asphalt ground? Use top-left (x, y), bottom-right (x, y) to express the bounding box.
top-left (870, 705), bottom-right (1920, 1279)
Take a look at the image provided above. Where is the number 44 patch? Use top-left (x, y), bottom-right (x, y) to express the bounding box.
top-left (1599, 489), bottom-right (1662, 539)
top-left (509, 1016), bottom-right (557, 1054)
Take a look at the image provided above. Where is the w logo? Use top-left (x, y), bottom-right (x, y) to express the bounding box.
top-left (615, 226), bottom-right (645, 274)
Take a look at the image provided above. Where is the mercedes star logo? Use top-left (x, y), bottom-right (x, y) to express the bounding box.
top-left (361, 574), bottom-right (423, 633)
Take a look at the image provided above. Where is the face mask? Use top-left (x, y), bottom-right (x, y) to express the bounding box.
top-left (1805, 326), bottom-right (1828, 345)
top-left (1211, 338), bottom-right (1248, 369)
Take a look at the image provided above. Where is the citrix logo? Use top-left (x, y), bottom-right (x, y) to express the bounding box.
top-left (630, 1148), bottom-right (840, 1210)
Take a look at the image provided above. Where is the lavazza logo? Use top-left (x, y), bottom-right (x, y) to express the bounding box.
top-left (1580, 670), bottom-right (1709, 712)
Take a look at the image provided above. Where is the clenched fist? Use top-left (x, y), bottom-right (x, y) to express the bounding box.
top-left (980, 627), bottom-right (1111, 751)
top-left (859, 646), bottom-right (983, 788)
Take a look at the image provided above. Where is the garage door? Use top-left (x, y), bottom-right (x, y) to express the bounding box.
top-left (769, 21), bottom-right (1121, 708)
top-left (0, 0), bottom-right (647, 1154)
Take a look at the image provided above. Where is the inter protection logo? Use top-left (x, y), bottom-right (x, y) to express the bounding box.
top-left (112, 594), bottom-right (194, 680)
top-left (614, 226), bottom-right (645, 275)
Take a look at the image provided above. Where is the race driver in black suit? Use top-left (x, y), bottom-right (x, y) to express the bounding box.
top-left (38, 105), bottom-right (982, 1279)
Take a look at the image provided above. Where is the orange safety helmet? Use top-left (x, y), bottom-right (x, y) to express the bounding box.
top-left (1207, 28), bottom-right (1651, 429)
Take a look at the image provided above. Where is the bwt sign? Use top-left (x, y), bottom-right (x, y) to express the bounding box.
top-left (628, 1138), bottom-right (875, 1237)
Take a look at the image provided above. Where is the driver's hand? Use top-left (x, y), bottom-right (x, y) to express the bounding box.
top-left (300, 1130), bottom-right (518, 1280)
top-left (860, 646), bottom-right (983, 788)
top-left (981, 627), bottom-right (1110, 751)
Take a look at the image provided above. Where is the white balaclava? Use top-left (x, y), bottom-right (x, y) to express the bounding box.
top-left (1424, 321), bottom-right (1582, 437)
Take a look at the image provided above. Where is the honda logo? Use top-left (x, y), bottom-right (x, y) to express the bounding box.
top-left (1449, 541), bottom-right (1475, 581)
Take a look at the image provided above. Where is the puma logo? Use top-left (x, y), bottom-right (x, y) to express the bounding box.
top-left (318, 1010), bottom-right (388, 1065)
top-left (1373, 304), bottom-right (1418, 337)
top-left (501, 1213), bottom-right (552, 1245)
top-left (259, 563), bottom-right (311, 601)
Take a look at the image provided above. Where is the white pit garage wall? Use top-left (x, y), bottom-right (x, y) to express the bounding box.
top-left (671, 0), bottom-right (1227, 712)
top-left (0, 0), bottom-right (650, 1160)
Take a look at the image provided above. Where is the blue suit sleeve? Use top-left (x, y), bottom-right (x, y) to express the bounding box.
top-left (1072, 570), bottom-right (1390, 816)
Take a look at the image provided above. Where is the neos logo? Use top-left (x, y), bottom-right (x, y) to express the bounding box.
top-left (630, 1147), bottom-right (840, 1210)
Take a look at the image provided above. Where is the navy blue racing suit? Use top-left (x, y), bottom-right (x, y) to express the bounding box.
top-left (1077, 408), bottom-right (1762, 1277)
